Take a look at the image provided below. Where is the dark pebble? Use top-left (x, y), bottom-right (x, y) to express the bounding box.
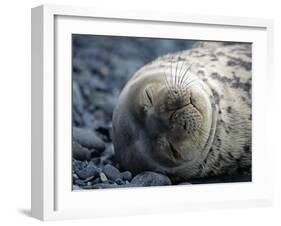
top-left (131, 171), bottom-right (172, 186)
top-left (72, 141), bottom-right (91, 161)
top-left (92, 177), bottom-right (101, 184)
top-left (84, 176), bottom-right (95, 182)
top-left (103, 164), bottom-right (121, 181)
top-left (92, 183), bottom-right (139, 189)
top-left (73, 159), bottom-right (87, 169)
top-left (75, 164), bottom-right (98, 179)
top-left (92, 183), bottom-right (119, 189)
top-left (82, 185), bottom-right (94, 189)
top-left (178, 182), bottom-right (192, 185)
top-left (73, 127), bottom-right (105, 150)
top-left (75, 179), bottom-right (86, 186)
top-left (121, 171), bottom-right (133, 181)
top-left (72, 81), bottom-right (84, 114)
top-left (115, 178), bottom-right (125, 185)
top-left (72, 185), bottom-right (81, 190)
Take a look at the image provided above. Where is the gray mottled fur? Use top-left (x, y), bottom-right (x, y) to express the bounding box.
top-left (113, 43), bottom-right (252, 181)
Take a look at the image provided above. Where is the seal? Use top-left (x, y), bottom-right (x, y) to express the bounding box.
top-left (112, 42), bottom-right (252, 182)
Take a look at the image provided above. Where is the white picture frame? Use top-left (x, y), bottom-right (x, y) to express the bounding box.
top-left (31, 4), bottom-right (274, 221)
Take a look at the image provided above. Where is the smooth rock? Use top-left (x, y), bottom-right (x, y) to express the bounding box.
top-left (131, 172), bottom-right (172, 187)
top-left (72, 141), bottom-right (91, 161)
top-left (99, 172), bottom-right (108, 182)
top-left (92, 183), bottom-right (119, 189)
top-left (83, 185), bottom-right (94, 189)
top-left (75, 164), bottom-right (98, 179)
top-left (73, 173), bottom-right (79, 180)
top-left (75, 179), bottom-right (86, 186)
top-left (84, 176), bottom-right (95, 182)
top-left (72, 81), bottom-right (84, 114)
top-left (103, 164), bottom-right (121, 181)
top-left (73, 159), bottom-right (87, 169)
top-left (178, 182), bottom-right (192, 185)
top-left (92, 183), bottom-right (139, 189)
top-left (92, 177), bottom-right (101, 184)
top-left (121, 171), bottom-right (132, 181)
top-left (115, 178), bottom-right (125, 185)
top-left (72, 185), bottom-right (81, 190)
top-left (73, 127), bottom-right (105, 150)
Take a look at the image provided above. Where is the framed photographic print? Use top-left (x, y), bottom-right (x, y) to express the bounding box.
top-left (31, 4), bottom-right (274, 221)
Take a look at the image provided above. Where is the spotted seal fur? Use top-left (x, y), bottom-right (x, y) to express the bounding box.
top-left (112, 42), bottom-right (252, 182)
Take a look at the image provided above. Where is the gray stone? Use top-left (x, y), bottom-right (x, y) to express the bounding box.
top-left (178, 182), bottom-right (192, 185)
top-left (72, 141), bottom-right (91, 161)
top-left (73, 127), bottom-right (105, 150)
top-left (103, 164), bottom-right (121, 181)
top-left (121, 171), bottom-right (132, 181)
top-left (73, 173), bottom-right (79, 180)
top-left (72, 185), bottom-right (81, 190)
top-left (115, 178), bottom-right (125, 185)
top-left (92, 183), bottom-right (139, 189)
top-left (75, 165), bottom-right (98, 179)
top-left (82, 185), bottom-right (94, 189)
top-left (73, 159), bottom-right (87, 169)
top-left (92, 177), bottom-right (101, 184)
top-left (72, 81), bottom-right (84, 114)
top-left (84, 175), bottom-right (95, 182)
top-left (99, 172), bottom-right (108, 182)
top-left (75, 179), bottom-right (86, 186)
top-left (131, 172), bottom-right (172, 187)
top-left (92, 183), bottom-right (119, 189)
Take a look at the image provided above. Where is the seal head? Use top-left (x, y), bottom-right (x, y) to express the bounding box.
top-left (113, 60), bottom-right (217, 181)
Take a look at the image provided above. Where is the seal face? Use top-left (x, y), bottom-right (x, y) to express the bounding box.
top-left (112, 43), bottom-right (252, 182)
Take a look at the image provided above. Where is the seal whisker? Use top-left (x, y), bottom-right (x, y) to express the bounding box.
top-left (170, 57), bottom-right (176, 90)
top-left (164, 68), bottom-right (176, 98)
top-left (175, 58), bottom-right (180, 90)
top-left (180, 62), bottom-right (189, 88)
top-left (164, 63), bottom-right (175, 92)
top-left (169, 60), bottom-right (191, 99)
top-left (179, 61), bottom-right (191, 82)
top-left (164, 70), bottom-right (172, 92)
top-left (179, 62), bottom-right (192, 88)
top-left (181, 72), bottom-right (199, 85)
top-left (181, 78), bottom-right (201, 90)
top-left (177, 60), bottom-right (189, 97)
top-left (177, 60), bottom-right (186, 84)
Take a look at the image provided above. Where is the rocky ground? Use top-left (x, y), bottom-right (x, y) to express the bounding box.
top-left (72, 35), bottom-right (249, 190)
